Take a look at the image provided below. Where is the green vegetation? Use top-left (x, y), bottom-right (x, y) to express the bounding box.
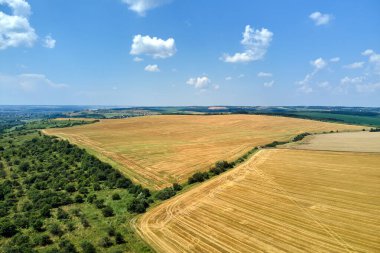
top-left (0, 131), bottom-right (153, 253)
top-left (18, 119), bottom-right (99, 131)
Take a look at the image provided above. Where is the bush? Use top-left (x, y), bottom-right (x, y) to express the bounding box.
top-left (49, 223), bottom-right (63, 237)
top-left (127, 197), bottom-right (149, 213)
top-left (65, 183), bottom-right (76, 193)
top-left (59, 239), bottom-right (78, 253)
top-left (74, 194), bottom-right (84, 203)
top-left (0, 220), bottom-right (18, 238)
top-left (34, 234), bottom-right (53, 246)
top-left (172, 183), bottom-right (182, 191)
top-left (155, 187), bottom-right (176, 200)
top-left (115, 232), bottom-right (125, 244)
top-left (102, 206), bottom-right (114, 217)
top-left (81, 241), bottom-right (96, 253)
top-left (94, 199), bottom-right (105, 209)
top-left (80, 216), bottom-right (90, 228)
top-left (98, 237), bottom-right (113, 248)
top-left (188, 172), bottom-right (209, 184)
top-left (107, 227), bottom-right (116, 237)
top-left (31, 219), bottom-right (44, 232)
top-left (57, 208), bottom-right (69, 220)
top-left (112, 193), bottom-right (121, 200)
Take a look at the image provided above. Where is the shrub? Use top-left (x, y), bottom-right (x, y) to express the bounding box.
top-left (49, 223), bottom-right (63, 237)
top-left (115, 232), bottom-right (125, 244)
top-left (65, 183), bottom-right (76, 193)
top-left (112, 193), bottom-right (121, 200)
top-left (102, 206), bottom-right (114, 217)
top-left (34, 234), bottom-right (53, 246)
top-left (188, 172), bottom-right (209, 184)
top-left (172, 183), bottom-right (182, 191)
top-left (80, 216), bottom-right (90, 228)
top-left (127, 197), bottom-right (149, 213)
top-left (59, 239), bottom-right (78, 253)
top-left (57, 208), bottom-right (69, 220)
top-left (0, 220), bottom-right (18, 238)
top-left (81, 241), bottom-right (96, 253)
top-left (94, 199), bottom-right (105, 209)
top-left (155, 187), bottom-right (176, 200)
top-left (98, 237), bottom-right (113, 248)
top-left (107, 227), bottom-right (116, 237)
top-left (31, 219), bottom-right (44, 232)
top-left (74, 194), bottom-right (84, 203)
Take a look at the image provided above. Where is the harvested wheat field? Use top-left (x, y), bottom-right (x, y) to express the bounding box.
top-left (44, 115), bottom-right (362, 188)
top-left (285, 131), bottom-right (380, 152)
top-left (136, 149), bottom-right (380, 253)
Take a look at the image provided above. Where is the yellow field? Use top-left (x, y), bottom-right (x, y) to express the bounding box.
top-left (136, 149), bottom-right (380, 253)
top-left (285, 131), bottom-right (380, 152)
top-left (43, 115), bottom-right (362, 189)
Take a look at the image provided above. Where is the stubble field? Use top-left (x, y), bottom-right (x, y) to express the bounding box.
top-left (136, 149), bottom-right (380, 253)
top-left (284, 131), bottom-right (380, 152)
top-left (43, 115), bottom-right (362, 189)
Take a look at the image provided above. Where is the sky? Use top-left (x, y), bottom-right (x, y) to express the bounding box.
top-left (0, 0), bottom-right (379, 106)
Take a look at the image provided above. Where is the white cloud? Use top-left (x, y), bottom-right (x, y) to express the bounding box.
top-left (187, 76), bottom-right (210, 89)
top-left (257, 72), bottom-right (272, 77)
top-left (343, 62), bottom-right (365, 69)
top-left (43, 35), bottom-right (56, 49)
top-left (213, 84), bottom-right (220, 90)
top-left (309, 11), bottom-right (332, 26)
top-left (263, 80), bottom-right (274, 87)
top-left (356, 83), bottom-right (380, 92)
top-left (340, 76), bottom-right (365, 84)
top-left (297, 57), bottom-right (327, 93)
top-left (144, 64), bottom-right (160, 72)
top-left (130, 34), bottom-right (176, 59)
top-left (362, 49), bottom-right (374, 56)
top-left (299, 85), bottom-right (313, 93)
top-left (122, 0), bottom-right (170, 16)
top-left (362, 49), bottom-right (380, 75)
top-left (238, 74), bottom-right (245, 78)
top-left (310, 57), bottom-right (327, 69)
top-left (221, 25), bottom-right (273, 63)
top-left (0, 0), bottom-right (37, 49)
top-left (225, 76), bottom-right (232, 81)
top-left (0, 73), bottom-right (67, 91)
top-left (318, 81), bottom-right (330, 89)
top-left (133, 56), bottom-right (143, 62)
top-left (330, 57), bottom-right (340, 62)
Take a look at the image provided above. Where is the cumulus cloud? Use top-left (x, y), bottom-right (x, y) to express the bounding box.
top-left (362, 49), bottom-right (380, 75)
top-left (257, 72), bottom-right (272, 77)
top-left (343, 62), bottom-right (365, 69)
top-left (0, 73), bottom-right (67, 91)
top-left (122, 0), bottom-right (170, 16)
top-left (221, 25), bottom-right (273, 63)
top-left (43, 35), bottom-right (56, 49)
top-left (144, 64), bottom-right (160, 72)
top-left (330, 57), bottom-right (340, 62)
top-left (130, 34), bottom-right (176, 59)
top-left (263, 80), bottom-right (274, 87)
top-left (309, 11), bottom-right (332, 26)
top-left (0, 0), bottom-right (37, 49)
top-left (310, 57), bottom-right (327, 69)
top-left (186, 76), bottom-right (211, 89)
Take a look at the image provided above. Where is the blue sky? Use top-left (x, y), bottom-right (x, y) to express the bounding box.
top-left (0, 0), bottom-right (379, 106)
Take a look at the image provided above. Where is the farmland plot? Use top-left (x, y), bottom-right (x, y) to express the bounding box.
top-left (44, 115), bottom-right (362, 189)
top-left (136, 149), bottom-right (380, 253)
top-left (285, 131), bottom-right (380, 152)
